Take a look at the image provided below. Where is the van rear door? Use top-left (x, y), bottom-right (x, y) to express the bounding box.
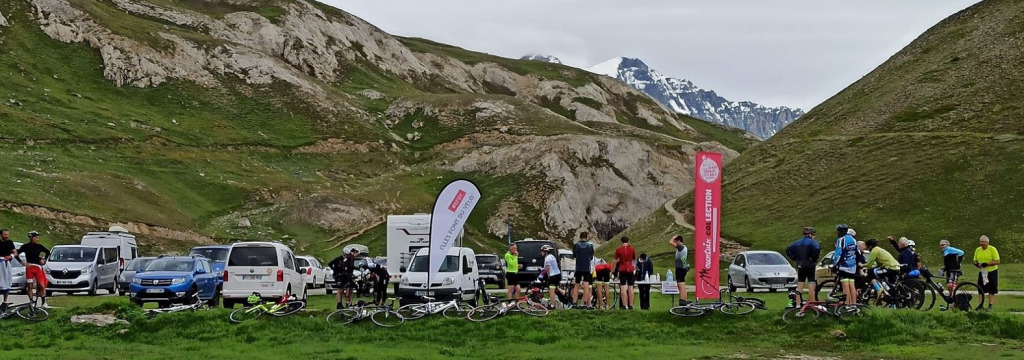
top-left (226, 245), bottom-right (281, 291)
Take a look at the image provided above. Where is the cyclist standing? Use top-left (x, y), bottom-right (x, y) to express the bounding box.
top-left (594, 260), bottom-right (612, 310)
top-left (571, 232), bottom-right (594, 309)
top-left (614, 237), bottom-right (637, 310)
top-left (832, 225), bottom-right (858, 305)
top-left (864, 238), bottom-right (901, 305)
top-left (786, 227), bottom-right (820, 307)
top-left (938, 239), bottom-right (964, 281)
top-left (18, 231), bottom-right (50, 308)
top-left (669, 235), bottom-right (689, 306)
top-left (539, 245), bottom-right (561, 309)
top-left (328, 248), bottom-right (358, 309)
top-left (504, 244), bottom-right (521, 300)
top-left (0, 229), bottom-right (15, 312)
top-left (972, 235), bottom-right (999, 310)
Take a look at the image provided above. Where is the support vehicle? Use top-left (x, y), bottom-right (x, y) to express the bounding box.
top-left (398, 247), bottom-right (479, 305)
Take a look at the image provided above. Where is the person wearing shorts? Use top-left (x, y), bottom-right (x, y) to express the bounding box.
top-left (832, 225), bottom-right (858, 305)
top-left (614, 237), bottom-right (636, 310)
top-left (669, 235), bottom-right (690, 305)
top-left (785, 227), bottom-right (821, 306)
top-left (973, 235), bottom-right (1000, 310)
top-left (0, 229), bottom-right (15, 312)
top-left (594, 261), bottom-right (612, 310)
top-left (328, 248), bottom-right (358, 309)
top-left (504, 244), bottom-right (521, 300)
top-left (540, 245), bottom-right (561, 309)
top-left (571, 232), bottom-right (594, 308)
top-left (18, 231), bottom-right (50, 308)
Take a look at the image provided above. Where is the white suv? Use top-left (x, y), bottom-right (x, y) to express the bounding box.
top-left (222, 242), bottom-right (307, 308)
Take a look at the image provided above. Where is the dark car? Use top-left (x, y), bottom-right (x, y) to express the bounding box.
top-left (476, 254), bottom-right (505, 287)
top-left (513, 239), bottom-right (557, 286)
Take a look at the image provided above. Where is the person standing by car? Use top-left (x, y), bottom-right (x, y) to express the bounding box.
top-left (18, 231), bottom-right (50, 308)
top-left (594, 260), bottom-right (612, 310)
top-left (539, 245), bottom-right (561, 309)
top-left (786, 227), bottom-right (821, 307)
top-left (0, 229), bottom-right (15, 312)
top-left (635, 253), bottom-right (654, 310)
top-left (504, 244), bottom-right (521, 300)
top-left (328, 248), bottom-right (358, 309)
top-left (972, 235), bottom-right (1000, 310)
top-left (571, 232), bottom-right (594, 309)
top-left (364, 261), bottom-right (389, 306)
top-left (669, 235), bottom-right (690, 306)
top-left (614, 237), bottom-right (637, 310)
top-left (832, 225), bottom-right (858, 306)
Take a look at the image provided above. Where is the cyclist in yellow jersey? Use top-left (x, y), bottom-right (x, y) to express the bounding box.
top-left (864, 239), bottom-right (901, 305)
top-left (972, 235), bottom-right (1000, 310)
top-left (505, 244), bottom-right (521, 300)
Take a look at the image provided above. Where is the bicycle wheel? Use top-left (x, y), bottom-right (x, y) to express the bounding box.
top-left (15, 306), bottom-right (49, 321)
top-left (952, 282), bottom-right (985, 311)
top-left (669, 305), bottom-right (707, 317)
top-left (467, 304), bottom-right (502, 322)
top-left (782, 307), bottom-right (819, 324)
top-left (834, 304), bottom-right (869, 319)
top-left (441, 304), bottom-right (469, 319)
top-left (901, 279), bottom-right (926, 310)
top-left (518, 302), bottom-right (550, 317)
top-left (920, 283), bottom-right (937, 311)
top-left (272, 301), bottom-right (306, 317)
top-left (326, 309), bottom-right (359, 324)
top-left (718, 301), bottom-right (756, 315)
top-left (396, 304), bottom-right (430, 320)
top-left (370, 309), bottom-right (404, 328)
top-left (229, 307), bottom-right (263, 323)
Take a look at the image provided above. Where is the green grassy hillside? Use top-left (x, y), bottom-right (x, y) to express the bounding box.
top-left (716, 0), bottom-right (1024, 263)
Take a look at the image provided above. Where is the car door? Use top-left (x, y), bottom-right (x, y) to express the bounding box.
top-left (102, 248), bottom-right (117, 286)
top-left (816, 251), bottom-right (836, 282)
top-left (728, 255), bottom-right (743, 285)
top-left (197, 260), bottom-right (215, 299)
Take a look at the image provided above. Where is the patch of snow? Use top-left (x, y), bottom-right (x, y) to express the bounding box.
top-left (586, 57), bottom-right (625, 77)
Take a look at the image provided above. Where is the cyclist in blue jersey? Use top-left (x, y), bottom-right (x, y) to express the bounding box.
top-left (832, 224), bottom-right (859, 305)
top-left (939, 239), bottom-right (965, 282)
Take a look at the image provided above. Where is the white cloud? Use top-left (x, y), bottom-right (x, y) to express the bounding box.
top-left (322, 0), bottom-right (981, 110)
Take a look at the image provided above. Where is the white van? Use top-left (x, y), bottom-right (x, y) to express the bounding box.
top-left (80, 226), bottom-right (138, 271)
top-left (397, 246), bottom-right (479, 305)
top-left (46, 245), bottom-right (120, 296)
top-left (221, 242), bottom-right (307, 308)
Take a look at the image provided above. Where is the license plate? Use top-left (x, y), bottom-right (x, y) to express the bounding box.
top-left (145, 288), bottom-right (163, 293)
top-left (241, 275), bottom-right (263, 280)
top-left (415, 291), bottom-right (434, 296)
top-left (526, 266), bottom-right (540, 271)
top-left (56, 280), bottom-right (73, 285)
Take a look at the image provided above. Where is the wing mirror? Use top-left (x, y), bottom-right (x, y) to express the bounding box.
top-left (196, 268), bottom-right (207, 275)
top-left (463, 267), bottom-right (472, 275)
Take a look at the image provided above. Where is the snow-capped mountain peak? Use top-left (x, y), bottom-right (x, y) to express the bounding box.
top-left (520, 54), bottom-right (563, 64)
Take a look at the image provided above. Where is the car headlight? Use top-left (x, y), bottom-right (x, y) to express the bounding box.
top-left (442, 277), bottom-right (454, 286)
top-left (14, 270), bottom-right (25, 276)
top-left (81, 267), bottom-right (92, 274)
top-left (401, 277), bottom-right (410, 285)
top-left (171, 278), bottom-right (186, 285)
top-left (132, 278), bottom-right (142, 284)
top-left (119, 274), bottom-right (126, 281)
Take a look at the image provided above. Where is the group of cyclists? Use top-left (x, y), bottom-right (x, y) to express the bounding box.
top-left (787, 224), bottom-right (1000, 310)
top-left (0, 229), bottom-right (52, 312)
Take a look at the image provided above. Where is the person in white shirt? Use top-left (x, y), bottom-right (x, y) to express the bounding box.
top-left (540, 245), bottom-right (561, 309)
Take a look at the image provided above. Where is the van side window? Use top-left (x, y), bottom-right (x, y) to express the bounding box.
top-left (131, 247), bottom-right (138, 259)
top-left (105, 248), bottom-right (117, 264)
top-left (281, 250), bottom-right (295, 271)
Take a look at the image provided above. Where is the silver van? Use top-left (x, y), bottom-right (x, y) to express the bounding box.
top-left (45, 245), bottom-right (120, 296)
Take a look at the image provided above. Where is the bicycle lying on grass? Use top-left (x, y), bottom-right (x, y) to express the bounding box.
top-left (145, 293), bottom-right (211, 318)
top-left (918, 268), bottom-right (985, 311)
top-left (466, 295), bottom-right (549, 322)
top-left (668, 285), bottom-right (760, 317)
top-left (229, 292), bottom-right (306, 323)
top-left (782, 295), bottom-right (868, 324)
top-left (396, 294), bottom-right (473, 320)
top-left (0, 300), bottom-right (49, 322)
top-left (327, 298), bottom-right (404, 327)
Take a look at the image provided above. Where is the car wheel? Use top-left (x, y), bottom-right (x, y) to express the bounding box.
top-left (109, 281), bottom-right (119, 295)
top-left (119, 290), bottom-right (126, 296)
top-left (728, 276), bottom-right (737, 293)
top-left (88, 279), bottom-right (98, 296)
top-left (302, 288), bottom-right (308, 303)
top-left (223, 298), bottom-right (235, 309)
top-left (744, 277), bottom-right (754, 293)
top-left (326, 288), bottom-right (333, 295)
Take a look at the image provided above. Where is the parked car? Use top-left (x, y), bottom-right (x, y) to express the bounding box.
top-left (221, 242), bottom-right (307, 308)
top-left (80, 226), bottom-right (138, 271)
top-left (398, 246), bottom-right (480, 305)
top-left (189, 245), bottom-right (230, 275)
top-left (118, 256), bottom-right (157, 296)
top-left (513, 239), bottom-right (557, 286)
top-left (130, 255), bottom-right (221, 307)
top-left (45, 245), bottom-right (120, 296)
top-left (296, 256), bottom-right (328, 289)
top-left (475, 254), bottom-right (505, 287)
top-left (10, 254), bottom-right (27, 295)
top-left (727, 251), bottom-right (798, 293)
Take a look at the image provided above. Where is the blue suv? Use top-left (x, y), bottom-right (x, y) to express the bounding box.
top-left (188, 245), bottom-right (230, 276)
top-left (130, 255), bottom-right (222, 308)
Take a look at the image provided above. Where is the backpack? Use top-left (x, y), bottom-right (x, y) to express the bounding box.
top-left (953, 293), bottom-right (974, 311)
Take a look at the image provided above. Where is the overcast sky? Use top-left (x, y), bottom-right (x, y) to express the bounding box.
top-left (323, 0), bottom-right (981, 111)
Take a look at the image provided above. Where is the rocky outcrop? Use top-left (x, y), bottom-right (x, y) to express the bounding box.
top-left (0, 201), bottom-right (214, 245)
top-left (0, 10), bottom-right (8, 28)
top-left (450, 135), bottom-right (693, 241)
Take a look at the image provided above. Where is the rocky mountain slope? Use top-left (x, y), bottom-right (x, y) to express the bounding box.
top-left (0, 0), bottom-right (751, 257)
top-left (714, 0), bottom-right (1024, 260)
top-left (520, 54), bottom-right (562, 64)
top-left (587, 57), bottom-right (804, 139)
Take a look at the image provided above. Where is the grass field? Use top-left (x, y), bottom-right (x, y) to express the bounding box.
top-left (4, 292), bottom-right (1024, 360)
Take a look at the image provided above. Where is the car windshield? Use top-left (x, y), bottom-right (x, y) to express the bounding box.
top-left (145, 259), bottom-right (194, 272)
top-left (516, 242), bottom-right (551, 259)
top-left (408, 255), bottom-right (459, 272)
top-left (125, 258), bottom-right (154, 271)
top-left (49, 247), bottom-right (97, 262)
top-left (747, 253), bottom-right (788, 266)
top-left (189, 248), bottom-right (229, 262)
top-left (477, 256), bottom-right (498, 264)
top-left (354, 258), bottom-right (368, 269)
top-left (296, 258), bottom-right (310, 268)
top-left (227, 246), bottom-right (279, 267)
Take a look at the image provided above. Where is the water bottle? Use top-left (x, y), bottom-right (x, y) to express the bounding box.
top-left (882, 282), bottom-right (890, 291)
top-left (666, 270), bottom-right (674, 282)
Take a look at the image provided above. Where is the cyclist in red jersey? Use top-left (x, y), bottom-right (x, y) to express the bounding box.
top-left (614, 237), bottom-right (636, 310)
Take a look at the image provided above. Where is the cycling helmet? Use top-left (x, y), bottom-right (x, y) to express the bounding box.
top-left (906, 239), bottom-right (916, 247)
top-left (803, 227), bottom-right (816, 235)
top-left (847, 228), bottom-right (857, 237)
top-left (865, 238), bottom-right (879, 248)
top-left (27, 231), bottom-right (40, 238)
top-left (246, 292), bottom-right (262, 305)
top-left (836, 224), bottom-right (849, 237)
top-left (540, 245), bottom-right (555, 252)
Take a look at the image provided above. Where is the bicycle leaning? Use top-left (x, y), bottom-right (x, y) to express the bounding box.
top-left (229, 292), bottom-right (306, 323)
top-left (327, 298), bottom-right (404, 327)
top-left (917, 267), bottom-right (985, 311)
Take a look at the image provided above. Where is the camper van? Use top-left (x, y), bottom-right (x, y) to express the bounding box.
top-left (387, 215), bottom-right (441, 284)
top-left (397, 246), bottom-right (479, 305)
top-left (80, 226), bottom-right (139, 271)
